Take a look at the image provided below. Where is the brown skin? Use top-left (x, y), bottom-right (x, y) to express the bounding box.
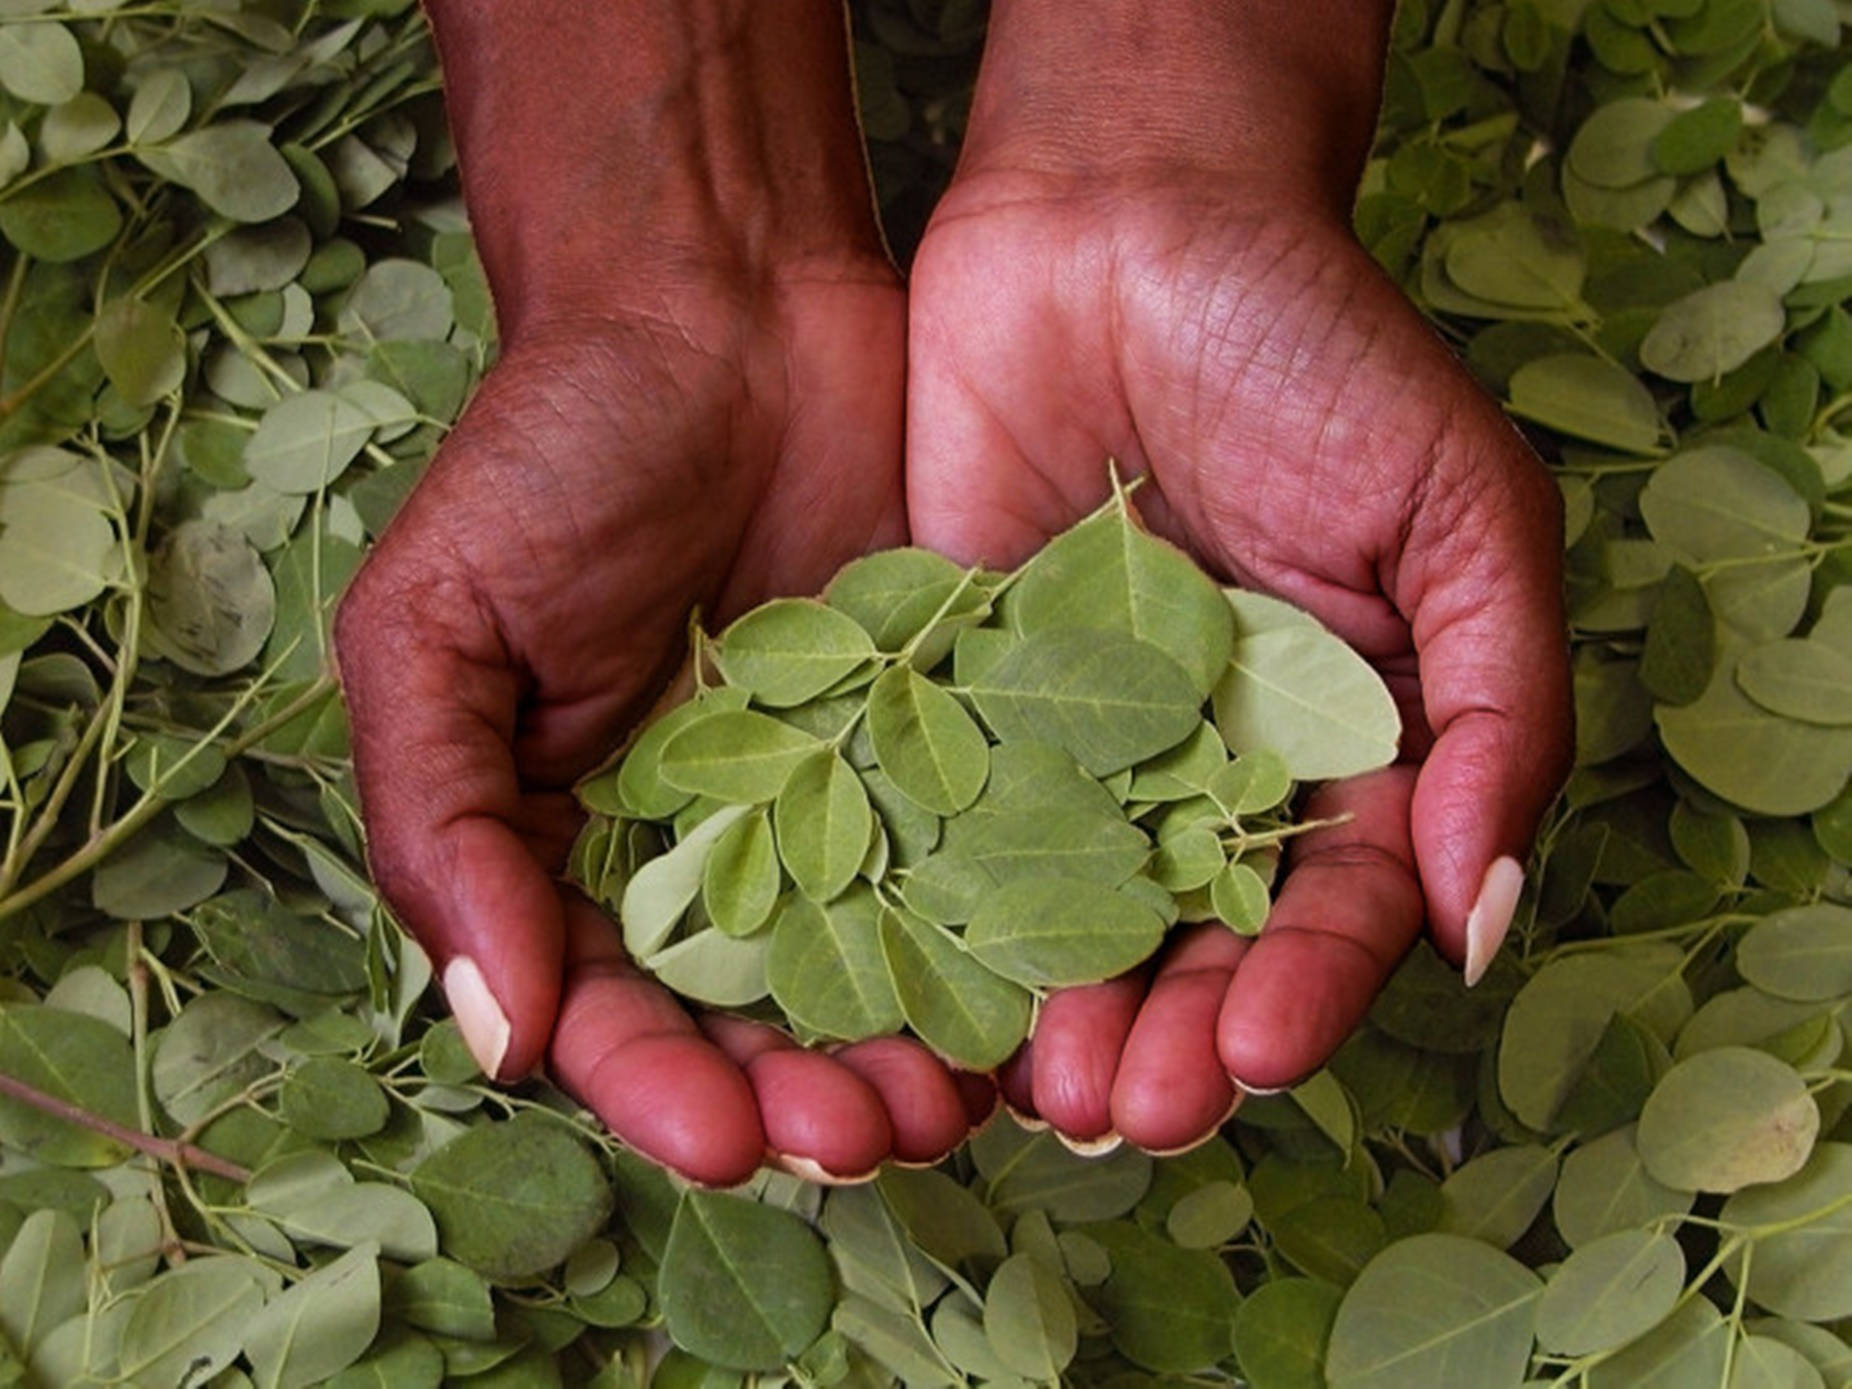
top-left (335, 0), bottom-right (978, 1186)
top-left (337, 0), bottom-right (1572, 1181)
top-left (908, 0), bottom-right (1573, 1147)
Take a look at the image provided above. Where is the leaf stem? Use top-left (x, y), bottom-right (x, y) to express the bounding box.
top-left (0, 1068), bottom-right (250, 1183)
top-left (0, 673), bottom-right (334, 923)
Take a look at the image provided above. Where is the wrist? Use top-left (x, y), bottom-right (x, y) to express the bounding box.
top-left (426, 0), bottom-right (885, 339)
top-left (960, 0), bottom-right (1393, 214)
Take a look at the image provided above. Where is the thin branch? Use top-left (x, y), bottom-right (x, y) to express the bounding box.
top-left (0, 1070), bottom-right (251, 1184)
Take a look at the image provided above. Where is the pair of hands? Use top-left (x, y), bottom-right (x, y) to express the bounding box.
top-left (334, 11), bottom-right (1572, 1187)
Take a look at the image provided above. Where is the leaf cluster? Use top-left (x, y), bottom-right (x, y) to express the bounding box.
top-left (573, 489), bottom-right (1400, 1070)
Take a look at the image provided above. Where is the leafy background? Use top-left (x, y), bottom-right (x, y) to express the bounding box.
top-left (0, 0), bottom-right (1849, 1386)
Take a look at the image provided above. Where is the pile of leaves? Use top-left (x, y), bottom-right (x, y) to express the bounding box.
top-left (574, 491), bottom-right (1398, 1070)
top-left (0, 0), bottom-right (1848, 1386)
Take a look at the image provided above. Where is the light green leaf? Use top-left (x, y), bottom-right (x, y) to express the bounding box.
top-left (1508, 353), bottom-right (1663, 453)
top-left (244, 390), bottom-right (375, 493)
top-left (1569, 99), bottom-right (1676, 188)
top-left (941, 804), bottom-right (1148, 887)
top-left (117, 1257), bottom-right (268, 1389)
top-left (0, 22), bottom-right (81, 104)
top-left (621, 803), bottom-right (752, 959)
top-left (144, 520), bottom-right (276, 677)
top-left (1548, 1126), bottom-right (1696, 1259)
top-left (41, 93), bottom-right (120, 161)
top-left (244, 1242), bottom-right (381, 1389)
top-left (1731, 1334), bottom-right (1829, 1389)
top-left (1536, 1229), bottom-right (1684, 1355)
top-left (660, 1191), bottom-right (835, 1372)
top-left (659, 710), bottom-right (823, 803)
top-left (384, 1259), bottom-right (495, 1341)
top-left (1010, 501), bottom-right (1235, 694)
top-left (0, 1003), bottom-right (139, 1167)
top-left (1736, 903), bottom-right (1852, 1002)
top-left (1214, 625), bottom-right (1400, 780)
top-left (1586, 1298), bottom-right (1729, 1388)
top-left (1211, 860), bottom-right (1272, 933)
top-left (126, 68), bottom-right (190, 144)
top-left (1444, 202), bottom-right (1585, 309)
top-left (1636, 1046), bottom-right (1818, 1193)
top-left (972, 1119), bottom-right (1153, 1221)
top-left (702, 808), bottom-right (781, 938)
top-left (1166, 1181), bottom-right (1253, 1249)
top-left (714, 598), bottom-right (876, 707)
top-left (1640, 281), bottom-right (1789, 382)
top-left (91, 818), bottom-right (226, 919)
top-left (337, 259), bottom-right (453, 342)
top-left (1082, 1221), bottom-right (1241, 1373)
top-left (774, 750), bottom-right (872, 903)
top-left (1232, 1277), bottom-right (1342, 1389)
top-left (646, 926), bottom-right (771, 1008)
top-left (1437, 1145), bottom-right (1558, 1249)
top-left (0, 451), bottom-right (117, 617)
top-left (970, 629), bottom-right (1202, 776)
top-left (866, 664), bottom-right (989, 815)
top-left (966, 877), bottom-right (1165, 987)
top-left (767, 888), bottom-right (902, 1041)
top-left (278, 1056), bottom-right (389, 1140)
top-left (0, 1210), bottom-right (82, 1357)
top-left (984, 1252), bottom-right (1077, 1380)
top-left (137, 120), bottom-right (299, 221)
top-left (1737, 639), bottom-right (1852, 724)
top-left (410, 1114), bottom-right (612, 1282)
top-left (1722, 1143), bottom-right (1852, 1321)
top-left (1656, 667), bottom-right (1852, 816)
top-left (0, 166), bottom-right (120, 260)
top-left (1499, 948), bottom-right (1691, 1131)
top-left (606, 687), bottom-right (749, 819)
top-left (1326, 1234), bottom-right (1540, 1389)
top-left (879, 906), bottom-right (1032, 1070)
top-left (825, 547), bottom-right (986, 660)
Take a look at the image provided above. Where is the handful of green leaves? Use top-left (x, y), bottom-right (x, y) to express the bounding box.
top-left (572, 490), bottom-right (1400, 1068)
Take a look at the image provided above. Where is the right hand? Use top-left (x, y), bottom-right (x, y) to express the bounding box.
top-left (335, 261), bottom-right (986, 1186)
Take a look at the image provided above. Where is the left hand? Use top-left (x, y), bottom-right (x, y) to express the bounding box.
top-left (905, 7), bottom-right (1572, 1151)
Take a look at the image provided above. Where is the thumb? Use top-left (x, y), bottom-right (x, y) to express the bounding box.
top-left (1397, 412), bottom-right (1573, 977)
top-left (335, 560), bottom-right (564, 1081)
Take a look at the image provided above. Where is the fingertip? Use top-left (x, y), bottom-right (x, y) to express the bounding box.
top-left (1216, 928), bottom-right (1383, 1092)
top-left (1029, 976), bottom-right (1144, 1140)
top-left (424, 817), bottom-right (567, 1080)
top-left (834, 1037), bottom-right (970, 1165)
top-left (579, 1033), bottom-right (766, 1189)
top-left (1111, 928), bottom-right (1241, 1153)
top-left (747, 1048), bottom-right (893, 1180)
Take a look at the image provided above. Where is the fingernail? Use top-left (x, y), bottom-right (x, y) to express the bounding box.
top-left (443, 957), bottom-right (511, 1080)
top-left (1232, 1079), bottom-right (1286, 1097)
top-left (1002, 1099), bottom-right (1050, 1133)
top-left (1143, 1095), bottom-right (1243, 1159)
top-left (1055, 1130), bottom-right (1123, 1158)
top-left (770, 1153), bottom-right (881, 1187)
top-left (1464, 855), bottom-right (1525, 988)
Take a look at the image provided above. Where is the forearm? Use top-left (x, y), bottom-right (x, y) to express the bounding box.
top-left (964, 0), bottom-right (1394, 209)
top-left (425, 0), bottom-right (880, 331)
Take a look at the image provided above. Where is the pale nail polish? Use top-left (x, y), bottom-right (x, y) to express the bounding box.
top-left (1001, 1100), bottom-right (1051, 1133)
top-left (771, 1153), bottom-right (880, 1187)
top-left (1464, 855), bottom-right (1525, 988)
top-left (1055, 1130), bottom-right (1123, 1158)
top-left (444, 957), bottom-right (511, 1080)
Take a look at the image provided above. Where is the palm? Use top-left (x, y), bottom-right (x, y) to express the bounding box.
top-left (907, 174), bottom-right (1570, 1149)
top-left (342, 275), bottom-right (984, 1183)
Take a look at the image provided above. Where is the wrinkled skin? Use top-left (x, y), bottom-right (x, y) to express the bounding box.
top-left (906, 169), bottom-right (1573, 1150)
top-left (335, 266), bottom-right (989, 1186)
